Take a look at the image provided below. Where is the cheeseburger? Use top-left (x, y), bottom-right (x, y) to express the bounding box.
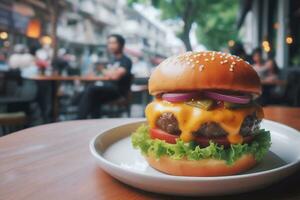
top-left (132, 51), bottom-right (271, 176)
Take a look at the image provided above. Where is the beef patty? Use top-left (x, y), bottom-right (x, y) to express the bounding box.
top-left (155, 112), bottom-right (260, 137)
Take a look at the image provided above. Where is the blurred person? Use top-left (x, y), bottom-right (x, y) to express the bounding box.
top-left (263, 54), bottom-right (281, 104)
top-left (36, 44), bottom-right (53, 61)
top-left (8, 44), bottom-right (35, 70)
top-left (52, 48), bottom-right (70, 74)
top-left (251, 48), bottom-right (279, 82)
top-left (81, 49), bottom-right (93, 75)
top-left (0, 50), bottom-right (7, 70)
top-left (253, 49), bottom-right (281, 105)
top-left (229, 42), bottom-right (251, 62)
top-left (264, 54), bottom-right (280, 81)
top-left (35, 44), bottom-right (52, 73)
top-left (251, 48), bottom-right (267, 79)
top-left (34, 45), bottom-right (54, 123)
top-left (78, 34), bottom-right (132, 119)
top-left (66, 53), bottom-right (79, 76)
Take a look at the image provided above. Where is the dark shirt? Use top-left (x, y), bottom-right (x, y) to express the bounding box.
top-left (107, 54), bottom-right (132, 95)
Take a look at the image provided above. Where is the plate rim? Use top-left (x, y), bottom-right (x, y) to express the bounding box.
top-left (90, 119), bottom-right (300, 182)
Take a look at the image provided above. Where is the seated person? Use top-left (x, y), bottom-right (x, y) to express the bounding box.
top-left (264, 55), bottom-right (280, 82)
top-left (252, 48), bottom-right (280, 105)
top-left (251, 48), bottom-right (279, 81)
top-left (78, 34), bottom-right (132, 119)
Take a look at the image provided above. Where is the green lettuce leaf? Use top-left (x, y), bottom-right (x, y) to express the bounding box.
top-left (131, 125), bottom-right (271, 165)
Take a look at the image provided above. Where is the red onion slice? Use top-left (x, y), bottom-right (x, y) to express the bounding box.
top-left (162, 92), bottom-right (199, 103)
top-left (203, 91), bottom-right (250, 104)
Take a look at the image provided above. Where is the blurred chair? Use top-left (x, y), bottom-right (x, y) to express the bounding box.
top-left (101, 74), bottom-right (134, 117)
top-left (266, 68), bottom-right (300, 106)
top-left (282, 68), bottom-right (300, 106)
top-left (102, 91), bottom-right (132, 117)
top-left (0, 112), bottom-right (26, 136)
top-left (0, 69), bottom-right (36, 134)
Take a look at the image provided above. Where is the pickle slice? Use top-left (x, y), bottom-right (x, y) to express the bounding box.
top-left (185, 99), bottom-right (213, 110)
top-left (224, 101), bottom-right (253, 109)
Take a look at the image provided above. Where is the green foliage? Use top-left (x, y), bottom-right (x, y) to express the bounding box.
top-left (196, 0), bottom-right (239, 50)
top-left (131, 124), bottom-right (271, 165)
top-left (128, 0), bottom-right (239, 50)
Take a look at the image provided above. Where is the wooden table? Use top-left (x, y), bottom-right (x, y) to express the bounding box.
top-left (0, 107), bottom-right (300, 200)
top-left (23, 74), bottom-right (109, 122)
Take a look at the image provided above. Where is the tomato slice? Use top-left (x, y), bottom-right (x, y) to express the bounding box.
top-left (195, 135), bottom-right (254, 147)
top-left (150, 128), bottom-right (179, 144)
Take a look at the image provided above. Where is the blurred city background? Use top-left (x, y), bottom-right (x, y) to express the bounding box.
top-left (0, 0), bottom-right (299, 135)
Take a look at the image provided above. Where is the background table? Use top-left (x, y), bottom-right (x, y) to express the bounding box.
top-left (0, 106), bottom-right (300, 200)
top-left (23, 74), bottom-right (109, 121)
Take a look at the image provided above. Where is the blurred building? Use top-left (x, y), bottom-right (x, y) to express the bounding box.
top-left (237, 0), bottom-right (300, 68)
top-left (57, 0), bottom-right (181, 66)
top-left (57, 0), bottom-right (120, 63)
top-left (0, 0), bottom-right (182, 71)
top-left (118, 8), bottom-right (168, 57)
top-left (0, 0), bottom-right (66, 50)
top-left (111, 3), bottom-right (183, 63)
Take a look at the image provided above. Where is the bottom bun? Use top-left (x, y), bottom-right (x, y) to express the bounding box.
top-left (145, 154), bottom-right (256, 176)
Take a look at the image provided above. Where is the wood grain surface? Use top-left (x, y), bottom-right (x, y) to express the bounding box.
top-left (0, 107), bottom-right (299, 200)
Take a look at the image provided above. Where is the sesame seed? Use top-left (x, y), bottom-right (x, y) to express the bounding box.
top-left (220, 61), bottom-right (224, 64)
top-left (211, 57), bottom-right (215, 61)
top-left (232, 62), bottom-right (236, 65)
top-left (204, 58), bottom-right (209, 61)
top-left (196, 60), bottom-right (199, 63)
top-left (229, 68), bottom-right (234, 72)
top-left (187, 61), bottom-right (191, 65)
top-left (223, 60), bottom-right (228, 64)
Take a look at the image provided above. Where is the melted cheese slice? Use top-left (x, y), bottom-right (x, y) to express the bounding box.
top-left (145, 100), bottom-right (264, 144)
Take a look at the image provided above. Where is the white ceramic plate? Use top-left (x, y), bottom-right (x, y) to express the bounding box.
top-left (90, 119), bottom-right (300, 196)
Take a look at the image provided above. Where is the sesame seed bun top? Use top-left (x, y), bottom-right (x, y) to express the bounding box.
top-left (148, 51), bottom-right (262, 96)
